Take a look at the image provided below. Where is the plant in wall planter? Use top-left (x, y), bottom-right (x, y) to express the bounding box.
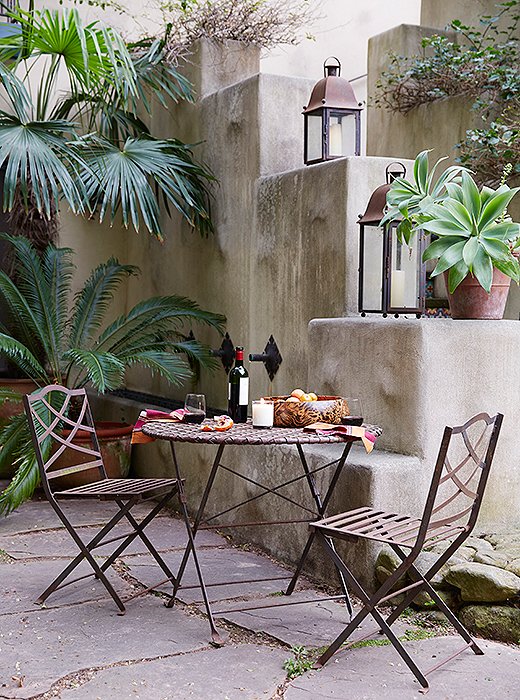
top-left (383, 151), bottom-right (520, 319)
top-left (0, 235), bottom-right (225, 514)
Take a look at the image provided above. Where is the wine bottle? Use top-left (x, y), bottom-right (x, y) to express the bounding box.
top-left (228, 346), bottom-right (249, 423)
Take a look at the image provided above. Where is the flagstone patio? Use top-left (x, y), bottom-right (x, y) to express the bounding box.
top-left (0, 494), bottom-right (518, 700)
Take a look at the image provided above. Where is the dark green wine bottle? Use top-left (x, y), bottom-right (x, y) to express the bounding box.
top-left (228, 347), bottom-right (249, 422)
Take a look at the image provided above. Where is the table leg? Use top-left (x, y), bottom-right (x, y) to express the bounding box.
top-left (285, 443), bottom-right (353, 616)
top-left (166, 441), bottom-right (225, 645)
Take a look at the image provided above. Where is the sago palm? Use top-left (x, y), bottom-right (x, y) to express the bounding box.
top-left (0, 234), bottom-right (225, 514)
top-left (0, 6), bottom-right (213, 251)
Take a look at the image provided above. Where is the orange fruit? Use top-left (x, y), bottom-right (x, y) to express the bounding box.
top-left (291, 389), bottom-right (305, 399)
top-left (201, 415), bottom-right (234, 432)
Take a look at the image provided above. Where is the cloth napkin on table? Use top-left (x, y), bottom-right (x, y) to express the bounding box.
top-left (132, 408), bottom-right (188, 444)
top-left (303, 422), bottom-right (378, 454)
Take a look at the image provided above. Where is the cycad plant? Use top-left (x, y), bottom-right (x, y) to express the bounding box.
top-left (0, 234), bottom-right (225, 514)
top-left (0, 5), bottom-right (213, 252)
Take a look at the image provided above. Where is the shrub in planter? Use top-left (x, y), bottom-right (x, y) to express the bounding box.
top-left (382, 151), bottom-right (520, 319)
top-left (0, 234), bottom-right (225, 514)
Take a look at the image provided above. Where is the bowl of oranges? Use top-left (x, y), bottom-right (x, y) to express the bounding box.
top-left (262, 389), bottom-right (349, 428)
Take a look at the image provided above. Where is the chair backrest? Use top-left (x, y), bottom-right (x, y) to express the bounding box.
top-left (24, 385), bottom-right (107, 497)
top-left (415, 412), bottom-right (503, 550)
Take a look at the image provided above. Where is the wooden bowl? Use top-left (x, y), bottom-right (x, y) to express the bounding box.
top-left (263, 395), bottom-right (349, 428)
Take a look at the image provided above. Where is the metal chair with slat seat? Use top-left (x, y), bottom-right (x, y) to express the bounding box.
top-left (311, 412), bottom-right (503, 691)
top-left (23, 385), bottom-right (182, 615)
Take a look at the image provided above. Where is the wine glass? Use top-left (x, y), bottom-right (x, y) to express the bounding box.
top-left (343, 398), bottom-right (363, 426)
top-left (184, 394), bottom-right (206, 423)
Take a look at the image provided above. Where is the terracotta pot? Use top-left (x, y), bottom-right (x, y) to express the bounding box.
top-left (0, 379), bottom-right (38, 477)
top-left (445, 268), bottom-right (512, 320)
top-left (0, 378), bottom-right (38, 427)
top-left (49, 421), bottom-right (133, 490)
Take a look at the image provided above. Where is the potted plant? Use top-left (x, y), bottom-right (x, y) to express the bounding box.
top-left (382, 151), bottom-right (520, 319)
top-left (0, 234), bottom-right (225, 514)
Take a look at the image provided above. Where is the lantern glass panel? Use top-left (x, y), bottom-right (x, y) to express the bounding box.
top-left (305, 113), bottom-right (323, 162)
top-left (361, 224), bottom-right (384, 311)
top-left (389, 224), bottom-right (421, 309)
top-left (329, 111), bottom-right (357, 157)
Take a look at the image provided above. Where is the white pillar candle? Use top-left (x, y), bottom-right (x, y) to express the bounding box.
top-left (391, 269), bottom-right (406, 308)
top-left (329, 123), bottom-right (343, 156)
top-left (252, 399), bottom-right (274, 428)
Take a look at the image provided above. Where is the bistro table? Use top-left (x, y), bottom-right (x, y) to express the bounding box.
top-left (142, 418), bottom-right (378, 644)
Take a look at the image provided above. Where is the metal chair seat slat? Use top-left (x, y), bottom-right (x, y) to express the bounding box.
top-left (56, 478), bottom-right (178, 500)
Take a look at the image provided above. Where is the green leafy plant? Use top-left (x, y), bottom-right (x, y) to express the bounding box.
top-left (0, 6), bottom-right (214, 252)
top-left (383, 151), bottom-right (520, 293)
top-left (283, 645), bottom-right (315, 680)
top-left (0, 234), bottom-right (225, 514)
top-left (374, 1), bottom-right (520, 186)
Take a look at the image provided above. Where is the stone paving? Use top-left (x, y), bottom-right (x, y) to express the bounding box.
top-left (1, 496), bottom-right (519, 700)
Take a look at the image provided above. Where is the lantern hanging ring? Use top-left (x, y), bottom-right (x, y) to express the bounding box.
top-left (323, 56), bottom-right (341, 77)
top-left (385, 162), bottom-right (407, 183)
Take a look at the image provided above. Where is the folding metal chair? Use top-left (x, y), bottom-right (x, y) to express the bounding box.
top-left (311, 412), bottom-right (503, 691)
top-left (23, 385), bottom-right (181, 615)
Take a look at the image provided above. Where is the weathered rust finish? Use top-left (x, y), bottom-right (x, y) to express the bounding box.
top-left (311, 412), bottom-right (504, 691)
top-left (446, 269), bottom-right (512, 319)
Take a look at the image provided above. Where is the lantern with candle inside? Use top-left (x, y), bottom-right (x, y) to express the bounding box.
top-left (252, 399), bottom-right (274, 429)
top-left (358, 163), bottom-right (426, 318)
top-left (303, 57), bottom-right (363, 165)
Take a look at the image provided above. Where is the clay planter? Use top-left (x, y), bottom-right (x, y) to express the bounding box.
top-left (49, 421), bottom-right (133, 490)
top-left (0, 378), bottom-right (38, 427)
top-left (263, 395), bottom-right (349, 428)
top-left (0, 378), bottom-right (38, 477)
top-left (445, 269), bottom-right (512, 320)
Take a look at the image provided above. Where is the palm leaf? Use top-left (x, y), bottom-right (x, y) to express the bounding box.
top-left (95, 296), bottom-right (225, 356)
top-left (78, 135), bottom-right (214, 239)
top-left (122, 351), bottom-right (192, 386)
top-left (0, 412), bottom-right (27, 478)
top-left (68, 258), bottom-right (139, 349)
top-left (64, 349), bottom-right (125, 392)
top-left (0, 446), bottom-right (41, 515)
top-left (0, 114), bottom-right (87, 218)
top-left (42, 245), bottom-right (75, 345)
top-left (0, 334), bottom-right (47, 382)
top-left (0, 234), bottom-right (62, 377)
top-left (0, 269), bottom-right (44, 358)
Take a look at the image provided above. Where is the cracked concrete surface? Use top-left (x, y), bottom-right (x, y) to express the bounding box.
top-left (1, 496), bottom-right (519, 699)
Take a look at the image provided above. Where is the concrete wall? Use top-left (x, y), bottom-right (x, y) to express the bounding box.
top-left (307, 317), bottom-right (520, 529)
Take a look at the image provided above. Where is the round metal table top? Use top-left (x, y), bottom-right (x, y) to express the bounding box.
top-left (142, 419), bottom-right (380, 445)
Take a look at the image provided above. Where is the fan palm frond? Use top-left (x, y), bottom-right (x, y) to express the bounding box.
top-left (0, 115), bottom-right (86, 218)
top-left (78, 135), bottom-right (214, 239)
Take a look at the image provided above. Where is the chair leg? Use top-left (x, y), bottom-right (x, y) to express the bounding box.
top-left (97, 491), bottom-right (178, 584)
top-left (388, 545), bottom-right (483, 655)
top-left (36, 498), bottom-right (138, 613)
top-left (314, 532), bottom-right (429, 690)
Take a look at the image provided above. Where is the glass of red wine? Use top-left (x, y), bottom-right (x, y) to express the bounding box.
top-left (184, 394), bottom-right (206, 424)
top-left (342, 398), bottom-right (363, 426)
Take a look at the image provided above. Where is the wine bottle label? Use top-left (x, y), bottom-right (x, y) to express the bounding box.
top-left (239, 377), bottom-right (249, 405)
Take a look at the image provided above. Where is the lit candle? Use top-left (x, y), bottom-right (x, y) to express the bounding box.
top-left (329, 123), bottom-right (343, 156)
top-left (391, 269), bottom-right (406, 308)
top-left (252, 399), bottom-right (274, 429)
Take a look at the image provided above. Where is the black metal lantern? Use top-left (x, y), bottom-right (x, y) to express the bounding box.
top-left (358, 163), bottom-right (426, 318)
top-left (303, 57), bottom-right (363, 165)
